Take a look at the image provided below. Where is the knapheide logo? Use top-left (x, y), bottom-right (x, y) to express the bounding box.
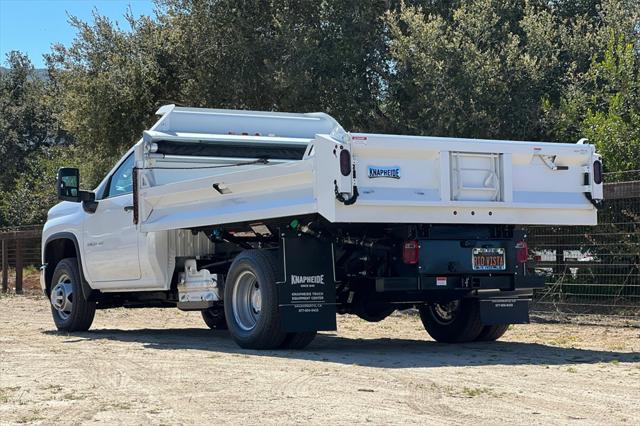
top-left (291, 274), bottom-right (325, 285)
top-left (368, 165), bottom-right (401, 179)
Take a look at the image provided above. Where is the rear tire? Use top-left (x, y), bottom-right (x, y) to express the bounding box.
top-left (280, 331), bottom-right (317, 349)
top-left (224, 250), bottom-right (287, 349)
top-left (418, 299), bottom-right (483, 343)
top-left (49, 258), bottom-right (96, 332)
top-left (475, 324), bottom-right (509, 341)
top-left (201, 306), bottom-right (228, 330)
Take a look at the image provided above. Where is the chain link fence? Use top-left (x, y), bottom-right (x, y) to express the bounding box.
top-left (527, 170), bottom-right (640, 323)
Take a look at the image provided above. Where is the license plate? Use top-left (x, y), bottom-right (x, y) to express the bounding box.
top-left (472, 248), bottom-right (506, 271)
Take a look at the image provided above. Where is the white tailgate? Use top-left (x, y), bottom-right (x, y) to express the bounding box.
top-left (315, 133), bottom-right (601, 226)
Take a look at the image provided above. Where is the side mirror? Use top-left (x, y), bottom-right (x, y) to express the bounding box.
top-left (56, 168), bottom-right (95, 203)
top-left (57, 168), bottom-right (81, 202)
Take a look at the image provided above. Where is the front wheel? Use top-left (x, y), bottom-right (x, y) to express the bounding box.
top-left (49, 258), bottom-right (96, 332)
top-left (418, 299), bottom-right (484, 343)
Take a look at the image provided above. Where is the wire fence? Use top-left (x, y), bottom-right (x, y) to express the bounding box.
top-left (527, 170), bottom-right (640, 322)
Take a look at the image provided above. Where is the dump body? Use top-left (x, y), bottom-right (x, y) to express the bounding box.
top-left (135, 105), bottom-right (602, 233)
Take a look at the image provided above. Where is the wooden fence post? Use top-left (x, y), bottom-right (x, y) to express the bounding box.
top-left (1, 240), bottom-right (7, 293)
top-left (15, 239), bottom-right (23, 294)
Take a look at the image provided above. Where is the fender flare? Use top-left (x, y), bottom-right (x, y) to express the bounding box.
top-left (43, 232), bottom-right (96, 301)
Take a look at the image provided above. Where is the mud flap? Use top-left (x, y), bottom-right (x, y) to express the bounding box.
top-left (479, 298), bottom-right (530, 325)
top-left (277, 235), bottom-right (337, 332)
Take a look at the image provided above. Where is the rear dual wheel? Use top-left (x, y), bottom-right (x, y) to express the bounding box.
top-left (223, 250), bottom-right (316, 350)
top-left (419, 299), bottom-right (508, 343)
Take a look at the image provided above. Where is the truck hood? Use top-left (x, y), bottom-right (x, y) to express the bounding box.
top-left (47, 201), bottom-right (81, 221)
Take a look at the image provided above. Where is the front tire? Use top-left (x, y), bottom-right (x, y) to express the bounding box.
top-left (49, 258), bottom-right (96, 332)
top-left (224, 250), bottom-right (287, 349)
top-left (418, 299), bottom-right (484, 343)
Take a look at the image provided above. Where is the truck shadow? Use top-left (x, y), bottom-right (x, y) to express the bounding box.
top-left (48, 328), bottom-right (640, 369)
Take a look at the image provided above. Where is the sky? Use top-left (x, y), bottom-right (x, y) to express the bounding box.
top-left (0, 0), bottom-right (156, 68)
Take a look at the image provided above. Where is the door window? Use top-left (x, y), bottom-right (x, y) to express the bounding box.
top-left (106, 153), bottom-right (135, 198)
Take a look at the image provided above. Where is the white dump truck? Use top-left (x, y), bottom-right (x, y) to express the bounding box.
top-left (42, 105), bottom-right (603, 349)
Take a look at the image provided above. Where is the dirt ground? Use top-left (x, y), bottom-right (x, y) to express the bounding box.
top-left (0, 295), bottom-right (638, 425)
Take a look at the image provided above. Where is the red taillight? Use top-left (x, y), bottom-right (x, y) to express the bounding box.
top-left (516, 240), bottom-right (528, 263)
top-left (339, 149), bottom-right (352, 176)
top-left (403, 240), bottom-right (419, 265)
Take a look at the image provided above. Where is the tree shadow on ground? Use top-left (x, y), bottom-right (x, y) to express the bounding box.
top-left (45, 328), bottom-right (640, 369)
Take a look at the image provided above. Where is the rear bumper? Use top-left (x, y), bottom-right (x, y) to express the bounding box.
top-left (375, 272), bottom-right (545, 293)
top-left (420, 270), bottom-right (545, 291)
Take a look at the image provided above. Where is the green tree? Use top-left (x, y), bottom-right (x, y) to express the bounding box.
top-left (384, 0), bottom-right (639, 147)
top-left (0, 145), bottom-right (90, 226)
top-left (542, 1), bottom-right (640, 172)
top-left (0, 51), bottom-right (63, 191)
top-left (384, 0), bottom-right (594, 140)
top-left (159, 0), bottom-right (390, 131)
top-left (46, 10), bottom-right (175, 184)
top-left (582, 35), bottom-right (640, 172)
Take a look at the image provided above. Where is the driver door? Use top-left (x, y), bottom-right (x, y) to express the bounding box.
top-left (83, 153), bottom-right (141, 283)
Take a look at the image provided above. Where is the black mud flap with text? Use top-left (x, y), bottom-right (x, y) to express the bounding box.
top-left (278, 235), bottom-right (337, 332)
top-left (479, 298), bottom-right (530, 325)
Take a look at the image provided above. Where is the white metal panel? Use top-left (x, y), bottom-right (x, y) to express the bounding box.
top-left (439, 151), bottom-right (451, 202)
top-left (138, 160), bottom-right (317, 232)
top-left (83, 193), bottom-right (141, 283)
top-left (151, 105), bottom-right (346, 140)
top-left (450, 152), bottom-right (503, 202)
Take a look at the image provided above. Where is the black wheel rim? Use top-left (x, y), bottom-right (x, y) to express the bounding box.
top-left (429, 300), bottom-right (461, 325)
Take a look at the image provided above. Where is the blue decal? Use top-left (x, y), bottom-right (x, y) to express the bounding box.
top-left (367, 166), bottom-right (401, 179)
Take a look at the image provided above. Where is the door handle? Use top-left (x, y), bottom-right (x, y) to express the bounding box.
top-left (124, 205), bottom-right (134, 212)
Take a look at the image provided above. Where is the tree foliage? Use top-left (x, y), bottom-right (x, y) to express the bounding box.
top-left (0, 145), bottom-right (92, 226)
top-left (545, 30), bottom-right (640, 171)
top-left (385, 0), bottom-right (639, 141)
top-left (0, 0), bottom-right (638, 226)
top-left (0, 52), bottom-right (63, 190)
